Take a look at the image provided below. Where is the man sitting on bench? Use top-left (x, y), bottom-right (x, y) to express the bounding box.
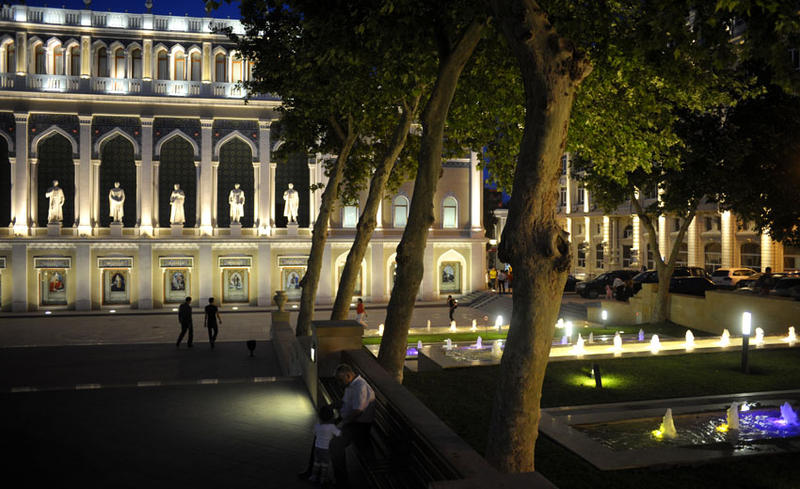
top-left (330, 363), bottom-right (376, 488)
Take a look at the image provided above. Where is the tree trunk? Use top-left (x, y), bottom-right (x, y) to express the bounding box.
top-left (484, 0), bottom-right (591, 473)
top-left (295, 117), bottom-right (357, 337)
top-left (377, 20), bottom-right (485, 382)
top-left (331, 95), bottom-right (421, 320)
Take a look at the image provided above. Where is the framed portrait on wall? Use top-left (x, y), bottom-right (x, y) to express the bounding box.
top-left (103, 269), bottom-right (130, 305)
top-left (222, 268), bottom-right (249, 303)
top-left (164, 268), bottom-right (190, 303)
top-left (40, 269), bottom-right (68, 305)
top-left (439, 262), bottom-right (461, 294)
top-left (282, 267), bottom-right (304, 300)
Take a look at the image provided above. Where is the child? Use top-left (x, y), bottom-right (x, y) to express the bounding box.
top-left (355, 298), bottom-right (368, 327)
top-left (310, 405), bottom-right (340, 484)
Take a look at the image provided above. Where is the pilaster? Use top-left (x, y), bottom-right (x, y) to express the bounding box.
top-left (687, 217), bottom-right (699, 267)
top-left (471, 241), bottom-right (485, 292)
top-left (199, 244), bottom-right (212, 304)
top-left (80, 35), bottom-right (91, 78)
top-left (422, 242), bottom-right (435, 300)
top-left (78, 115), bottom-right (92, 235)
top-left (201, 42), bottom-right (212, 83)
top-left (199, 118), bottom-right (213, 235)
top-left (721, 211), bottom-right (734, 268)
top-left (140, 117), bottom-right (154, 234)
top-left (12, 112), bottom-right (29, 235)
top-left (257, 243), bottom-right (272, 306)
top-left (11, 244), bottom-right (27, 312)
top-left (370, 243), bottom-right (384, 302)
top-left (142, 39), bottom-right (153, 81)
top-left (469, 151), bottom-right (482, 235)
top-left (317, 243), bottom-right (332, 304)
top-left (269, 162), bottom-right (277, 230)
top-left (138, 243), bottom-right (152, 309)
top-left (75, 244), bottom-right (91, 310)
top-left (760, 232), bottom-right (774, 272)
top-left (258, 120), bottom-right (272, 235)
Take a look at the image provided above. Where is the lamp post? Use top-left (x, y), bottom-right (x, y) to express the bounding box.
top-left (741, 312), bottom-right (751, 374)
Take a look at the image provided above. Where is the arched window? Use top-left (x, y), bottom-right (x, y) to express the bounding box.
top-left (174, 51), bottom-right (186, 81)
top-left (131, 48), bottom-right (142, 78)
top-left (393, 195), bottom-right (408, 228)
top-left (190, 51), bottom-right (201, 81)
top-left (342, 202), bottom-right (358, 228)
top-left (156, 50), bottom-right (168, 80)
top-left (231, 57), bottom-right (242, 82)
top-left (5, 43), bottom-right (15, 73)
top-left (96, 47), bottom-right (108, 77)
top-left (113, 48), bottom-right (125, 78)
top-left (52, 45), bottom-right (63, 75)
top-left (69, 45), bottom-right (79, 76)
top-left (442, 196), bottom-right (457, 228)
top-left (215, 53), bottom-right (226, 82)
top-left (34, 44), bottom-right (46, 74)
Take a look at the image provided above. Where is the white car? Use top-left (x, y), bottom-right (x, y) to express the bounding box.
top-left (710, 267), bottom-right (757, 287)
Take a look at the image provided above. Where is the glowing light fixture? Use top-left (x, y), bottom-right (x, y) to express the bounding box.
top-left (601, 310), bottom-right (608, 322)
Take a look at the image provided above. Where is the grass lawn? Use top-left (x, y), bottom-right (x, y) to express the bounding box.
top-left (403, 348), bottom-right (800, 489)
top-left (362, 321), bottom-right (708, 345)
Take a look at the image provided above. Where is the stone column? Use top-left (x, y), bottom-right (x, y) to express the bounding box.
top-left (760, 232), bottom-right (774, 271)
top-left (142, 39), bottom-right (152, 81)
top-left (140, 117), bottom-right (154, 234)
top-left (75, 243), bottom-right (91, 310)
top-left (269, 162), bottom-right (277, 229)
top-left (201, 42), bottom-right (212, 83)
top-left (11, 244), bottom-right (27, 312)
top-left (317, 243), bottom-right (332, 304)
top-left (257, 243), bottom-right (272, 306)
top-left (632, 214), bottom-right (641, 267)
top-left (198, 244), bottom-right (212, 304)
top-left (80, 35), bottom-right (91, 78)
top-left (658, 215), bottom-right (668, 261)
top-left (12, 112), bottom-right (29, 235)
top-left (370, 243), bottom-right (384, 302)
top-left (29, 157), bottom-right (37, 229)
top-left (602, 216), bottom-right (610, 270)
top-left (77, 116), bottom-right (93, 235)
top-left (308, 159), bottom-right (317, 226)
top-left (138, 243), bottom-right (152, 309)
top-left (721, 211), bottom-right (734, 268)
top-left (687, 217), bottom-right (699, 267)
top-left (258, 120), bottom-right (271, 234)
top-left (469, 151), bottom-right (482, 235)
top-left (199, 118), bottom-right (213, 235)
top-left (422, 242), bottom-right (435, 300)
top-left (135, 159), bottom-right (142, 226)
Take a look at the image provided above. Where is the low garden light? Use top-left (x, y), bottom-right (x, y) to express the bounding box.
top-left (495, 315), bottom-right (503, 331)
top-left (601, 309), bottom-right (608, 322)
top-left (741, 312), bottom-right (751, 374)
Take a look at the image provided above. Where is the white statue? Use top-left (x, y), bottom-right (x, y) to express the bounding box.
top-left (283, 182), bottom-right (299, 223)
top-left (228, 183), bottom-right (245, 223)
top-left (169, 184), bottom-right (186, 225)
top-left (108, 181), bottom-right (125, 223)
top-left (45, 180), bottom-right (65, 223)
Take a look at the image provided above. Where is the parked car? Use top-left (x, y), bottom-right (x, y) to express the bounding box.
top-left (575, 270), bottom-right (639, 299)
top-left (735, 272), bottom-right (790, 291)
top-left (564, 275), bottom-right (581, 292)
top-left (771, 277), bottom-right (800, 297)
top-left (710, 267), bottom-right (757, 287)
top-left (631, 266), bottom-right (709, 294)
top-left (669, 276), bottom-right (716, 296)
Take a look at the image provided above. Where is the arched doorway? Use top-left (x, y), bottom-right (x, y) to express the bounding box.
top-left (158, 136), bottom-right (196, 227)
top-left (37, 134), bottom-right (74, 227)
top-left (216, 138), bottom-right (254, 228)
top-left (99, 136), bottom-right (136, 227)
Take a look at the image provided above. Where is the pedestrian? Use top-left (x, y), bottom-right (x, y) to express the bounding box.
top-left (355, 298), bottom-right (368, 327)
top-left (605, 284), bottom-right (613, 300)
top-left (447, 295), bottom-right (458, 322)
top-left (309, 404), bottom-right (340, 484)
top-left (507, 267), bottom-right (513, 294)
top-left (204, 297), bottom-right (221, 348)
top-left (329, 364), bottom-right (376, 489)
top-left (488, 267), bottom-right (497, 291)
top-left (497, 269), bottom-right (507, 294)
top-left (176, 296), bottom-right (193, 348)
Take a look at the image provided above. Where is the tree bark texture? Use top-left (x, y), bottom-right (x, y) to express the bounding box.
top-left (633, 197), bottom-right (696, 323)
top-left (331, 95), bottom-right (421, 321)
top-left (295, 117), bottom-right (357, 336)
top-left (377, 20), bottom-right (485, 382)
top-left (485, 0), bottom-right (591, 473)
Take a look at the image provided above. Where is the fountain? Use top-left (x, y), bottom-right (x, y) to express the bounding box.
top-left (444, 338), bottom-right (453, 350)
top-left (727, 402), bottom-right (740, 431)
top-left (754, 327), bottom-right (765, 347)
top-left (638, 329), bottom-right (645, 342)
top-left (571, 334), bottom-right (585, 356)
top-left (475, 336), bottom-right (483, 349)
top-left (491, 340), bottom-right (503, 359)
top-left (427, 319), bottom-right (431, 332)
top-left (650, 334), bottom-right (661, 354)
top-left (471, 319), bottom-right (477, 332)
top-left (495, 315), bottom-right (504, 331)
top-left (561, 335), bottom-right (568, 345)
top-left (417, 340), bottom-right (423, 351)
top-left (653, 408), bottom-right (677, 439)
top-left (588, 332), bottom-right (594, 344)
top-left (557, 318), bottom-right (564, 329)
top-left (786, 326), bottom-right (797, 345)
top-left (378, 323), bottom-right (384, 336)
top-left (779, 402), bottom-right (798, 425)
top-left (612, 332), bottom-right (623, 356)
top-left (684, 330), bottom-right (695, 351)
top-left (718, 328), bottom-right (731, 347)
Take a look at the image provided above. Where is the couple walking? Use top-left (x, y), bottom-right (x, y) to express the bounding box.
top-left (175, 296), bottom-right (222, 348)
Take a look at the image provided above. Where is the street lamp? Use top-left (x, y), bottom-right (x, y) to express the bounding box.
top-left (741, 312), bottom-right (751, 374)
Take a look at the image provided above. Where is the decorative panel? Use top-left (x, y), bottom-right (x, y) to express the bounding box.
top-left (98, 257), bottom-right (134, 268)
top-left (99, 136), bottom-right (137, 227)
top-left (34, 257), bottom-right (72, 268)
top-left (159, 257), bottom-right (194, 268)
top-left (217, 138), bottom-right (254, 228)
top-left (37, 134), bottom-right (75, 227)
top-left (158, 137), bottom-right (196, 227)
top-left (219, 256), bottom-right (252, 268)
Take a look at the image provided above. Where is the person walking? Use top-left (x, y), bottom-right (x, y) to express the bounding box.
top-left (176, 296), bottom-right (193, 348)
top-left (204, 297), bottom-right (222, 348)
top-left (447, 295), bottom-right (458, 322)
top-left (488, 267), bottom-right (497, 291)
top-left (497, 269), bottom-right (507, 294)
top-left (329, 364), bottom-right (376, 489)
top-left (355, 298), bottom-right (368, 327)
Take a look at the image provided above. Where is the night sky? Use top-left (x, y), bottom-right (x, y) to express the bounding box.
top-left (16, 0), bottom-right (241, 19)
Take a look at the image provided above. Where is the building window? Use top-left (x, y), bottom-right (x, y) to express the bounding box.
top-left (232, 57), bottom-right (242, 82)
top-left (35, 44), bottom-right (46, 74)
top-left (53, 46), bottom-right (63, 75)
top-left (561, 155), bottom-right (568, 174)
top-left (576, 187), bottom-right (584, 205)
top-left (174, 52), bottom-right (186, 81)
top-left (559, 186), bottom-right (567, 207)
top-left (69, 45), bottom-right (79, 76)
top-left (645, 186), bottom-right (657, 200)
top-left (393, 195), bottom-right (409, 228)
top-left (596, 243), bottom-right (604, 268)
top-left (676, 243), bottom-right (688, 266)
top-left (741, 242), bottom-right (761, 270)
top-left (6, 43), bottom-right (15, 73)
top-left (131, 49), bottom-right (142, 78)
top-left (596, 223), bottom-right (602, 235)
top-left (343, 203), bottom-right (358, 228)
top-left (113, 48), bottom-right (125, 78)
top-left (190, 52), bottom-right (201, 81)
top-left (622, 245), bottom-right (632, 267)
top-left (215, 53), bottom-right (226, 82)
top-left (623, 225), bottom-right (633, 239)
top-left (704, 242), bottom-right (721, 273)
top-left (576, 223), bottom-right (583, 236)
top-left (156, 50), bottom-right (168, 80)
top-left (440, 262), bottom-right (462, 293)
top-left (442, 196), bottom-right (457, 228)
top-left (577, 243), bottom-right (587, 268)
top-left (647, 244), bottom-right (655, 269)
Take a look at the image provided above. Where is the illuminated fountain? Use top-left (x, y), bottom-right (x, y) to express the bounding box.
top-left (378, 323), bottom-right (384, 336)
top-left (652, 408), bottom-right (677, 439)
top-left (638, 329), bottom-right (645, 342)
top-left (588, 332), bottom-right (594, 344)
top-left (474, 336), bottom-right (483, 349)
top-left (495, 315), bottom-right (504, 331)
top-left (444, 338), bottom-right (453, 350)
top-left (650, 334), bottom-right (661, 354)
top-left (684, 330), bottom-right (695, 351)
top-left (427, 319), bottom-right (431, 332)
top-left (779, 402), bottom-right (798, 425)
top-left (450, 321), bottom-right (457, 333)
top-left (471, 319), bottom-right (477, 332)
top-left (718, 328), bottom-right (731, 347)
top-left (753, 327), bottom-right (765, 347)
top-left (491, 340), bottom-right (503, 359)
top-left (571, 334), bottom-right (586, 357)
top-left (727, 402), bottom-right (740, 431)
top-left (417, 340), bottom-right (423, 351)
top-left (611, 332), bottom-right (623, 356)
top-left (786, 326), bottom-right (797, 345)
